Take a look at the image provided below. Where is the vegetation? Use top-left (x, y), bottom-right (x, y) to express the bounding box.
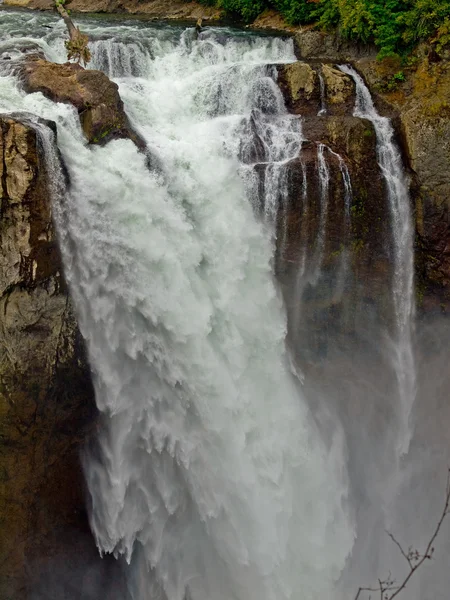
top-left (199, 0), bottom-right (450, 58)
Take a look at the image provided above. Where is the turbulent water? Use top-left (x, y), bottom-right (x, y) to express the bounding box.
top-left (0, 9), bottom-right (448, 600)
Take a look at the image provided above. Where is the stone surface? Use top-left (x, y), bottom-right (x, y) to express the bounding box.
top-left (277, 61), bottom-right (355, 116)
top-left (19, 55), bottom-right (146, 149)
top-left (250, 8), bottom-right (296, 33)
top-left (321, 63), bottom-right (355, 115)
top-left (278, 117), bottom-right (390, 347)
top-left (0, 115), bottom-right (96, 599)
top-left (293, 28), bottom-right (377, 62)
top-left (277, 62), bottom-right (319, 115)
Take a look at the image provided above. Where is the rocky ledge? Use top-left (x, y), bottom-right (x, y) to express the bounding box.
top-left (0, 115), bottom-right (99, 598)
top-left (277, 55), bottom-right (450, 315)
top-left (19, 55), bottom-right (145, 149)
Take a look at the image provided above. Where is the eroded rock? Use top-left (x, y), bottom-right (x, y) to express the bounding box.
top-left (277, 62), bottom-right (320, 115)
top-left (294, 29), bottom-right (376, 62)
top-left (277, 62), bottom-right (355, 116)
top-left (19, 55), bottom-right (145, 149)
top-left (0, 115), bottom-right (96, 599)
top-left (321, 64), bottom-right (355, 114)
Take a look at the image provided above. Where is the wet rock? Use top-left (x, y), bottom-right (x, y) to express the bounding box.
top-left (19, 55), bottom-right (146, 149)
top-left (277, 62), bottom-right (355, 116)
top-left (320, 64), bottom-right (355, 115)
top-left (273, 115), bottom-right (389, 353)
top-left (0, 115), bottom-right (96, 599)
top-left (277, 62), bottom-right (320, 115)
top-left (302, 116), bottom-right (377, 168)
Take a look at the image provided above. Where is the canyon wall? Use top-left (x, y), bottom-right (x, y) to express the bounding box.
top-left (0, 115), bottom-right (96, 599)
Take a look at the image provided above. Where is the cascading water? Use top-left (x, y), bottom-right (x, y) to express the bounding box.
top-left (235, 71), bottom-right (303, 264)
top-left (290, 141), bottom-right (353, 342)
top-left (0, 11), bottom-right (355, 600)
top-left (339, 65), bottom-right (416, 456)
top-left (317, 70), bottom-right (327, 116)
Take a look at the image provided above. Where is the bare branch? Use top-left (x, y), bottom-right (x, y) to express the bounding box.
top-left (354, 468), bottom-right (450, 600)
top-left (385, 531), bottom-right (413, 569)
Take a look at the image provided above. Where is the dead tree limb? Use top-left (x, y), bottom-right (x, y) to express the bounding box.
top-left (55, 0), bottom-right (91, 65)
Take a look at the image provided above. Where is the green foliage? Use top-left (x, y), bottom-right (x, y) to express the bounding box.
top-left (198, 0), bottom-right (450, 56)
top-left (221, 0), bottom-right (266, 21)
top-left (65, 31), bottom-right (91, 66)
top-left (271, 0), bottom-right (320, 24)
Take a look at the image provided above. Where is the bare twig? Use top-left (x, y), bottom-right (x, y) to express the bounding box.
top-left (354, 468), bottom-right (450, 600)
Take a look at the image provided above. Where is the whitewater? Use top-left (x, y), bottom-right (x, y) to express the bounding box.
top-left (0, 10), bottom-right (354, 600)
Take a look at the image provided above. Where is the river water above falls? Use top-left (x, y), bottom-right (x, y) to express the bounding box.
top-left (0, 8), bottom-right (449, 600)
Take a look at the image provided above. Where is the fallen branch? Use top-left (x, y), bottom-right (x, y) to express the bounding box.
top-left (55, 0), bottom-right (91, 66)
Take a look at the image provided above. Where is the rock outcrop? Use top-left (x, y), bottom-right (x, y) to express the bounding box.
top-left (293, 28), bottom-right (377, 62)
top-left (0, 115), bottom-right (96, 599)
top-left (277, 62), bottom-right (356, 116)
top-left (19, 55), bottom-right (145, 149)
top-left (253, 64), bottom-right (388, 351)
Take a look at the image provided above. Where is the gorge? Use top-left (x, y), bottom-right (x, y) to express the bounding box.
top-left (0, 6), bottom-right (450, 600)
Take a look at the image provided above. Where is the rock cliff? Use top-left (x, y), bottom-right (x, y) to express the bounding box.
top-left (0, 116), bottom-right (96, 599)
top-left (354, 56), bottom-right (450, 312)
top-left (277, 50), bottom-right (450, 317)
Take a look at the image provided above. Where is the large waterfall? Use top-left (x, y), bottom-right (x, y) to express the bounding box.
top-left (0, 8), bottom-right (448, 600)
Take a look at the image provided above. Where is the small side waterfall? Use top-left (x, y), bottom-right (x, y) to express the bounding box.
top-left (340, 65), bottom-right (416, 456)
top-left (317, 70), bottom-right (327, 116)
top-left (313, 143), bottom-right (331, 277)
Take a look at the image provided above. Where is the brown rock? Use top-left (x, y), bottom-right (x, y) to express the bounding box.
top-left (19, 55), bottom-right (146, 149)
top-left (277, 62), bottom-right (320, 115)
top-left (356, 57), bottom-right (450, 310)
top-left (277, 62), bottom-right (354, 116)
top-left (273, 115), bottom-right (390, 350)
top-left (0, 115), bottom-right (96, 599)
top-left (294, 29), bottom-right (376, 62)
top-left (320, 64), bottom-right (355, 115)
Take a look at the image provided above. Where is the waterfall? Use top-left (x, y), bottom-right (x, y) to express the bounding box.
top-left (317, 70), bottom-right (327, 116)
top-left (339, 65), bottom-right (416, 456)
top-left (0, 12), bottom-right (355, 600)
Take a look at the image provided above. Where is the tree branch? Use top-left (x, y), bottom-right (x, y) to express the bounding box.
top-left (354, 468), bottom-right (450, 600)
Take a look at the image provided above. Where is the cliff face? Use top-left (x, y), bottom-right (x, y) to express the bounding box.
top-left (271, 63), bottom-right (391, 353)
top-left (276, 40), bottom-right (450, 317)
top-left (354, 57), bottom-right (450, 312)
top-left (0, 116), bottom-right (96, 599)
